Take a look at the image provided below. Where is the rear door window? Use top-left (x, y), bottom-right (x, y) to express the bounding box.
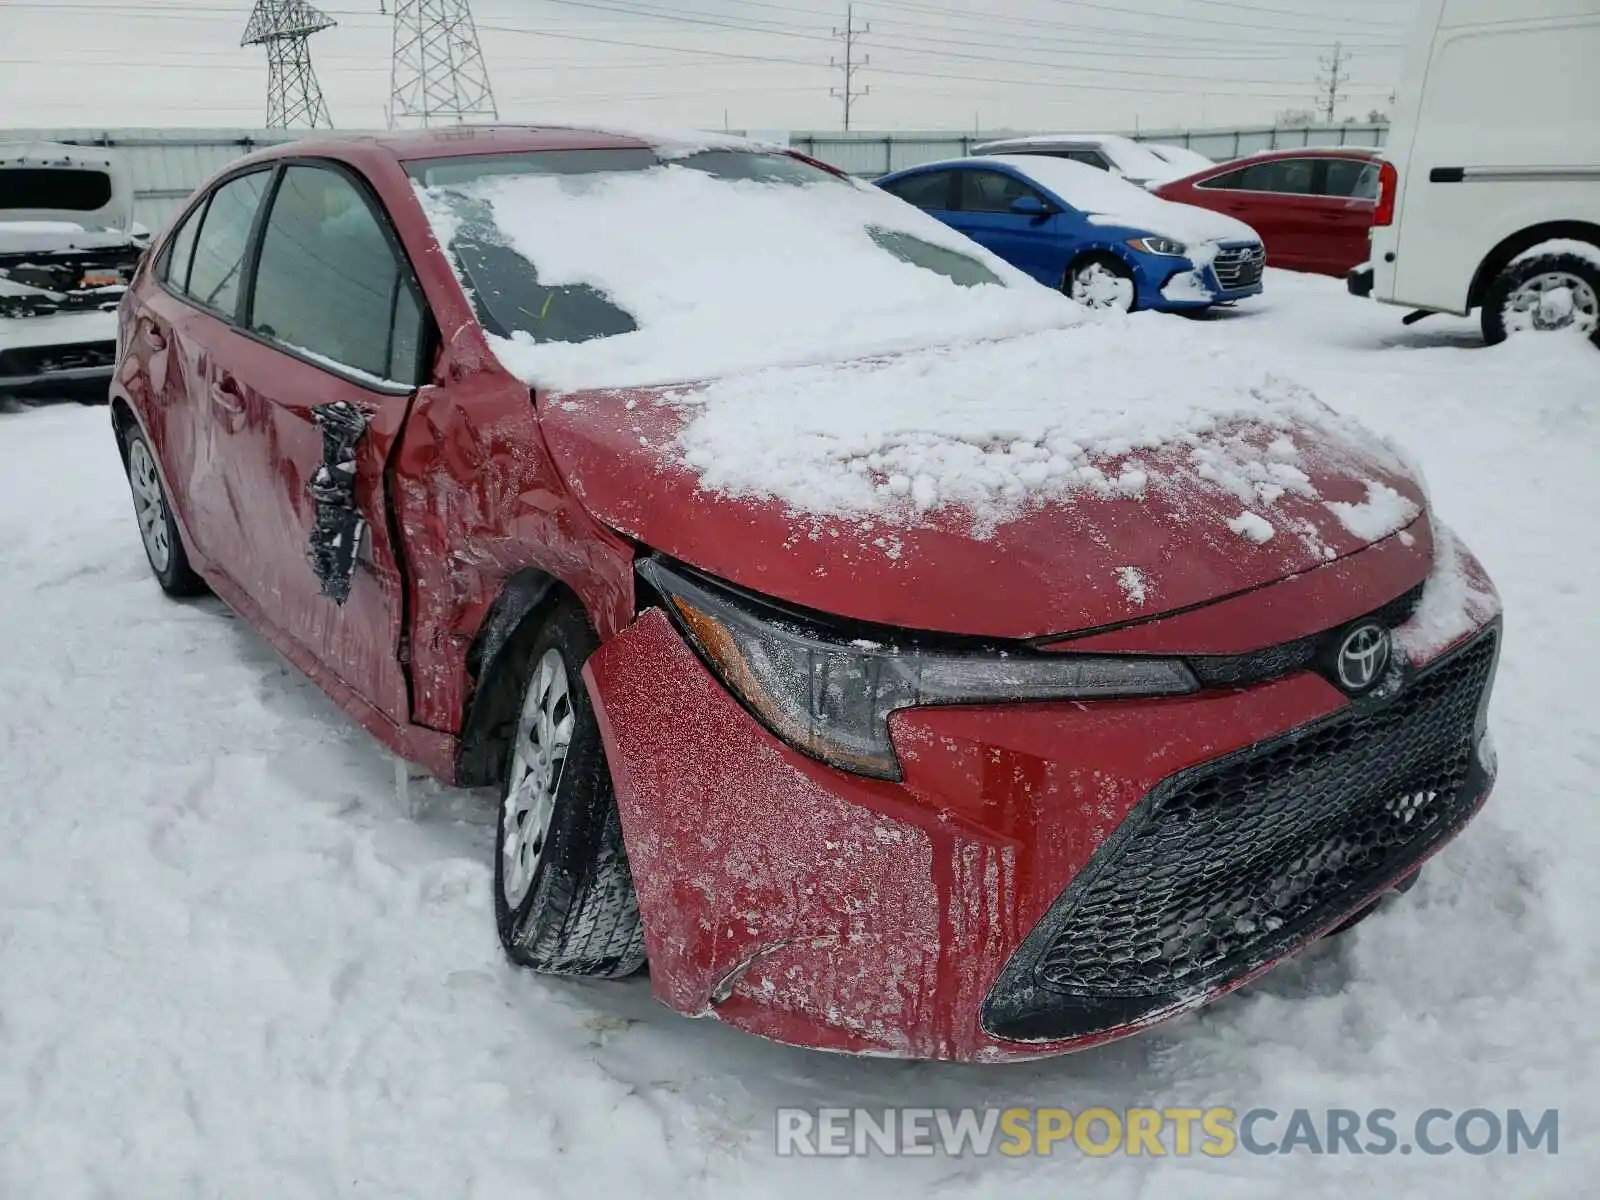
top-left (1201, 158), bottom-right (1319, 195)
top-left (956, 169), bottom-right (1049, 214)
top-left (185, 171), bottom-right (269, 316)
top-left (158, 204), bottom-right (204, 293)
top-left (0, 168), bottom-right (111, 212)
top-left (246, 164), bottom-right (428, 386)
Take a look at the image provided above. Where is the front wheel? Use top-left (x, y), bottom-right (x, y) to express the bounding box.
top-left (1066, 255), bottom-right (1137, 312)
top-left (494, 597), bottom-right (646, 978)
top-left (1481, 247), bottom-right (1600, 347)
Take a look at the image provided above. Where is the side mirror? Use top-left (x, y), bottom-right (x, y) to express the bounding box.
top-left (1010, 195), bottom-right (1052, 217)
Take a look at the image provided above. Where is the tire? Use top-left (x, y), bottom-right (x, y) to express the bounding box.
top-left (1066, 254), bottom-right (1138, 313)
top-left (122, 426), bottom-right (206, 597)
top-left (1481, 246), bottom-right (1600, 347)
top-left (493, 596), bottom-right (646, 978)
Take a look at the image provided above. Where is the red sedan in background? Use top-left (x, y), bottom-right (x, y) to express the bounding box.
top-left (1155, 147), bottom-right (1380, 277)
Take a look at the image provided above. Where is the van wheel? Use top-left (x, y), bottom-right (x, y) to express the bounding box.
top-left (1482, 247), bottom-right (1600, 346)
top-left (1066, 255), bottom-right (1137, 312)
top-left (494, 596), bottom-right (646, 978)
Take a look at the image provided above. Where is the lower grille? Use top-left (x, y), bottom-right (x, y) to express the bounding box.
top-left (0, 340), bottom-right (116, 380)
top-left (1213, 245), bottom-right (1266, 290)
top-left (983, 626), bottom-right (1499, 1041)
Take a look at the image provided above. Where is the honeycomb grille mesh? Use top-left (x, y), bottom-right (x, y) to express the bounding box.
top-left (1034, 630), bottom-right (1497, 998)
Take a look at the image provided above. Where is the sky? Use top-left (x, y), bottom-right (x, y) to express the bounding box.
top-left (0, 0), bottom-right (1415, 135)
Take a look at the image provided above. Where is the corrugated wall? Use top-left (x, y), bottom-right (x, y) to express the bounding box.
top-left (4, 124), bottom-right (1391, 228)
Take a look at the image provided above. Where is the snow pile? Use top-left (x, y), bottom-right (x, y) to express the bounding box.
top-left (980, 155), bottom-right (1259, 245)
top-left (414, 164), bottom-right (1076, 391)
top-left (1395, 522), bottom-right (1502, 663)
top-left (1511, 238), bottom-right (1600, 271)
top-left (668, 322), bottom-right (1405, 536)
top-left (1326, 480), bottom-right (1421, 541)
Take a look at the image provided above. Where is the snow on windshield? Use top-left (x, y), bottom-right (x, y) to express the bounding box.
top-left (413, 159), bottom-right (1076, 391)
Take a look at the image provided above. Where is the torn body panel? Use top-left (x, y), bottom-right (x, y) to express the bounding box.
top-left (306, 400), bottom-right (369, 605)
top-left (388, 374), bottom-right (636, 740)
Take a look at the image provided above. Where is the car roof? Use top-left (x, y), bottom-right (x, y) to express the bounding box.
top-left (247, 124), bottom-right (657, 165)
top-left (1237, 145), bottom-right (1382, 161)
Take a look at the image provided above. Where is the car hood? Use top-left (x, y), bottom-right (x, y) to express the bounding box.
top-left (538, 329), bottom-right (1429, 641)
top-left (1085, 200), bottom-right (1259, 247)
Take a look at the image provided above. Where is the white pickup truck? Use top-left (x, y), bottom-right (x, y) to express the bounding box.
top-left (1, 142), bottom-right (147, 400)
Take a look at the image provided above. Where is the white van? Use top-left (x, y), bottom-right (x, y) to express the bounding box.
top-left (1350, 0), bottom-right (1600, 346)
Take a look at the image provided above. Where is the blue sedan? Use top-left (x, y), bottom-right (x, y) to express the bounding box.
top-left (877, 155), bottom-right (1266, 313)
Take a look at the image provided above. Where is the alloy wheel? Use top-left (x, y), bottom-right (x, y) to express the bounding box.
top-left (128, 438), bottom-right (172, 574)
top-left (1070, 262), bottom-right (1136, 312)
top-left (501, 647), bottom-right (577, 909)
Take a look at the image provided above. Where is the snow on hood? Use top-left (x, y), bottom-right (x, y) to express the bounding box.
top-left (414, 163), bottom-right (1080, 391)
top-left (661, 318), bottom-right (1416, 542)
top-left (984, 155), bottom-right (1261, 246)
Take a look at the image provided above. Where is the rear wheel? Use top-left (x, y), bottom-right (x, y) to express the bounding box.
top-left (123, 427), bottom-right (205, 597)
top-left (1481, 247), bottom-right (1600, 347)
top-left (1066, 255), bottom-right (1137, 312)
top-left (493, 596), bottom-right (646, 977)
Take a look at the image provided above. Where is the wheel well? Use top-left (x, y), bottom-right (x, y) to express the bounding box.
top-left (109, 397), bottom-right (137, 467)
top-left (1468, 221), bottom-right (1600, 308)
top-left (455, 568), bottom-right (561, 788)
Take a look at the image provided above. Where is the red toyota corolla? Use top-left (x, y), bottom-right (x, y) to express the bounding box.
top-left (1154, 148), bottom-right (1381, 277)
top-left (110, 126), bottom-right (1502, 1061)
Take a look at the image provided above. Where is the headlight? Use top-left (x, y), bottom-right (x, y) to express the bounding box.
top-left (638, 559), bottom-right (1198, 780)
top-left (1127, 236), bottom-right (1187, 257)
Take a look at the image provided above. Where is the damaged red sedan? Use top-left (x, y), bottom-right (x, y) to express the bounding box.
top-left (110, 126), bottom-right (1502, 1061)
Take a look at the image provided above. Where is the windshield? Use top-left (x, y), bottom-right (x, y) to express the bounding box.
top-left (411, 147), bottom-right (1009, 357)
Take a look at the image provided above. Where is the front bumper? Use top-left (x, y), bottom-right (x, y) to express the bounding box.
top-left (0, 310), bottom-right (117, 393)
top-left (586, 550), bottom-right (1501, 1061)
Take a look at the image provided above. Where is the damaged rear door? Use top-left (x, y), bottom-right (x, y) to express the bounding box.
top-left (208, 160), bottom-right (430, 727)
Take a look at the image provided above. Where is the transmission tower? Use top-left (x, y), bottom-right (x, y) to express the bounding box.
top-left (387, 0), bottom-right (499, 129)
top-left (1316, 41), bottom-right (1350, 124)
top-left (241, 0), bottom-right (337, 129)
top-left (831, 4), bottom-right (870, 133)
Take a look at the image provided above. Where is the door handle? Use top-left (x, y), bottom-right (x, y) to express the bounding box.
top-left (209, 374), bottom-right (244, 415)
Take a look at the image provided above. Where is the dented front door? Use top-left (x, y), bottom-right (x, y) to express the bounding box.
top-left (202, 326), bottom-right (415, 726)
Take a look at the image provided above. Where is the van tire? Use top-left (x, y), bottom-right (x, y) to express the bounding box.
top-left (1481, 247), bottom-right (1600, 347)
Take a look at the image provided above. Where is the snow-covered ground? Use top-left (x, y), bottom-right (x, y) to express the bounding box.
top-left (1, 271), bottom-right (1594, 1197)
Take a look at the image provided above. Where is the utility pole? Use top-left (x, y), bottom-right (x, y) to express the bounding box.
top-left (1316, 41), bottom-right (1350, 124)
top-left (831, 4), bottom-right (869, 133)
top-left (241, 0), bottom-right (337, 128)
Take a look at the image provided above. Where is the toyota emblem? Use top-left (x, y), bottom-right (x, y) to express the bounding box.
top-left (1335, 623), bottom-right (1392, 693)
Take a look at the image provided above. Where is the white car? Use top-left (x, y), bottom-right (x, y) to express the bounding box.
top-left (1, 142), bottom-right (144, 399)
top-left (971, 134), bottom-right (1198, 188)
top-left (1352, 0), bottom-right (1600, 346)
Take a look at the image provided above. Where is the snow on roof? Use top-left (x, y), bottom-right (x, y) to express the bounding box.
top-left (971, 155), bottom-right (1260, 245)
top-left (415, 161), bottom-right (1075, 392)
top-left (973, 132), bottom-right (1181, 180)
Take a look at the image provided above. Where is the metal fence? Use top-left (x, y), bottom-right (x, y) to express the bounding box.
top-left (5, 123), bottom-right (1392, 227)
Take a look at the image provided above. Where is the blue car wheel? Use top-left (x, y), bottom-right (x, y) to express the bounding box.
top-left (1066, 255), bottom-right (1136, 312)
